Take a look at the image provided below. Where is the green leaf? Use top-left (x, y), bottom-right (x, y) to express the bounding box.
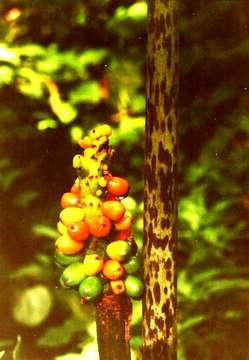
top-left (70, 81), bottom-right (101, 104)
top-left (14, 190), bottom-right (39, 207)
top-left (178, 315), bottom-right (206, 333)
top-left (0, 168), bottom-right (23, 191)
top-left (32, 224), bottom-right (59, 239)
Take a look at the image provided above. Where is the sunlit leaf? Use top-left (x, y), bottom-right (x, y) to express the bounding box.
top-left (49, 93), bottom-right (78, 124)
top-left (0, 44), bottom-right (20, 65)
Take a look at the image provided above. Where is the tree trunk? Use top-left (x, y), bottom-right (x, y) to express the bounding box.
top-left (143, 0), bottom-right (179, 359)
top-left (96, 294), bottom-right (132, 360)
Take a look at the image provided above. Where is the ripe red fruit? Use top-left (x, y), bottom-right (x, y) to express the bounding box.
top-left (107, 177), bottom-right (129, 196)
top-left (61, 192), bottom-right (80, 208)
top-left (102, 200), bottom-right (125, 221)
top-left (87, 216), bottom-right (112, 238)
top-left (115, 228), bottom-right (131, 240)
top-left (67, 221), bottom-right (90, 242)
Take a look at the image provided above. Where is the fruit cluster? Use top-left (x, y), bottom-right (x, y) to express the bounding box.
top-left (54, 124), bottom-right (143, 302)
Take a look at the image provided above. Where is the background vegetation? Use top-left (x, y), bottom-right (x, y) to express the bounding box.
top-left (0, 1), bottom-right (248, 359)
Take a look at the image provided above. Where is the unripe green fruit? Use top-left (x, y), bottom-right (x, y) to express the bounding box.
top-left (61, 262), bottom-right (87, 287)
top-left (54, 250), bottom-right (82, 266)
top-left (60, 207), bottom-right (85, 226)
top-left (106, 240), bottom-right (131, 261)
top-left (79, 276), bottom-right (103, 300)
top-left (124, 256), bottom-right (141, 274)
top-left (124, 275), bottom-right (144, 299)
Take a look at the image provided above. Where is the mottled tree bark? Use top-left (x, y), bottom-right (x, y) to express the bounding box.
top-left (96, 294), bottom-right (132, 360)
top-left (143, 0), bottom-right (179, 359)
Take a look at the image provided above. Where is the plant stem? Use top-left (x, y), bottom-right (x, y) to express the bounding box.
top-left (96, 294), bottom-right (132, 360)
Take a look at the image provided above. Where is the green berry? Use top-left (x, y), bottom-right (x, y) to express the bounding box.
top-left (124, 275), bottom-right (144, 299)
top-left (124, 256), bottom-right (141, 274)
top-left (79, 276), bottom-right (103, 300)
top-left (54, 250), bottom-right (82, 266)
top-left (61, 262), bottom-right (87, 287)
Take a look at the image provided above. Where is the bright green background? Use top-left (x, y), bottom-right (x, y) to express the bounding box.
top-left (0, 1), bottom-right (248, 359)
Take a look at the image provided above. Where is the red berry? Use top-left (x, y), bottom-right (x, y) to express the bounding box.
top-left (87, 216), bottom-right (112, 238)
top-left (107, 177), bottom-right (129, 196)
top-left (67, 221), bottom-right (90, 242)
top-left (115, 228), bottom-right (131, 240)
top-left (61, 192), bottom-right (80, 208)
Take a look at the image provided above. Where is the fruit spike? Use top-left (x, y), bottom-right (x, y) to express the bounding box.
top-left (55, 124), bottom-right (144, 303)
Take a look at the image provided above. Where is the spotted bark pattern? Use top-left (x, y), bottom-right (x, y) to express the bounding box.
top-left (143, 0), bottom-right (178, 359)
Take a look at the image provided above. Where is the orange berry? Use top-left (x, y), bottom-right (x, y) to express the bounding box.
top-left (56, 233), bottom-right (84, 255)
top-left (114, 216), bottom-right (132, 231)
top-left (87, 216), bottom-right (111, 238)
top-left (67, 221), bottom-right (90, 242)
top-left (60, 192), bottom-right (80, 208)
top-left (110, 280), bottom-right (125, 295)
top-left (107, 177), bottom-right (129, 196)
top-left (102, 200), bottom-right (125, 221)
top-left (102, 259), bottom-right (124, 280)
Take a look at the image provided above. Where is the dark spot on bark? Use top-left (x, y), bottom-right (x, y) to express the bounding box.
top-left (145, 163), bottom-right (156, 193)
top-left (161, 120), bottom-right (166, 132)
top-left (162, 235), bottom-right (169, 250)
top-left (155, 316), bottom-right (164, 331)
top-left (166, 12), bottom-right (171, 28)
top-left (168, 116), bottom-right (172, 133)
top-left (150, 260), bottom-right (159, 273)
top-left (161, 216), bottom-right (170, 229)
top-left (166, 270), bottom-right (172, 281)
top-left (165, 257), bottom-right (172, 270)
top-left (159, 14), bottom-right (165, 33)
top-left (167, 35), bottom-right (172, 69)
top-left (148, 288), bottom-right (153, 305)
top-left (160, 78), bottom-right (166, 94)
top-left (153, 282), bottom-right (161, 304)
top-left (164, 91), bottom-right (171, 116)
top-left (155, 83), bottom-right (159, 105)
top-left (158, 142), bottom-right (172, 169)
top-left (145, 274), bottom-right (150, 285)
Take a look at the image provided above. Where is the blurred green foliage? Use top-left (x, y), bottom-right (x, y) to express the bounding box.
top-left (0, 0), bottom-right (248, 359)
